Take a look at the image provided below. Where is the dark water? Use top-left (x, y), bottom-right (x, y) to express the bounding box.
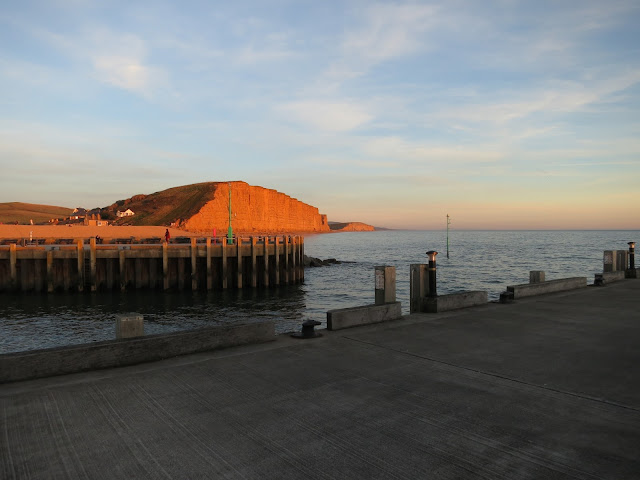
top-left (0, 230), bottom-right (637, 353)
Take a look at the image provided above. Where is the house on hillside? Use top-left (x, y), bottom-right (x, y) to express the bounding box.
top-left (116, 209), bottom-right (135, 218)
top-left (69, 208), bottom-right (87, 220)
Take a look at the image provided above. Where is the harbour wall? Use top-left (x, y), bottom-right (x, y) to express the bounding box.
top-left (0, 235), bottom-right (304, 292)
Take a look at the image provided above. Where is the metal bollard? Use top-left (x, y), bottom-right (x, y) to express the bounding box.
top-left (291, 319), bottom-right (322, 339)
top-left (426, 251), bottom-right (438, 297)
top-left (629, 242), bottom-right (635, 269)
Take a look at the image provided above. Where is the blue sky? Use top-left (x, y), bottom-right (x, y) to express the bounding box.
top-left (1, 0), bottom-right (639, 229)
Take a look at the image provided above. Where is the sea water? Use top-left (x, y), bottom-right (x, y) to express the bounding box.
top-left (0, 230), bottom-right (637, 353)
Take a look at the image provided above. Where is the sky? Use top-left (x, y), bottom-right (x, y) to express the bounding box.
top-left (1, 0), bottom-right (639, 230)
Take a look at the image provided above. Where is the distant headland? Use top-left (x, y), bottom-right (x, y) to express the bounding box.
top-left (0, 181), bottom-right (383, 235)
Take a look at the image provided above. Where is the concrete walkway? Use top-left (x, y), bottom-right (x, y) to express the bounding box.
top-left (1, 280), bottom-right (639, 479)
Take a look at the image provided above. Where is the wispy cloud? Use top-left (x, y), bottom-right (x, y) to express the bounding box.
top-left (279, 100), bottom-right (372, 132)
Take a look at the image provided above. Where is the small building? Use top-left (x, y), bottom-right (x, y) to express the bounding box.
top-left (116, 209), bottom-right (135, 218)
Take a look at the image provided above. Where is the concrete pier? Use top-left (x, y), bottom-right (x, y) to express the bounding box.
top-left (1, 279), bottom-right (639, 479)
top-left (0, 235), bottom-right (304, 292)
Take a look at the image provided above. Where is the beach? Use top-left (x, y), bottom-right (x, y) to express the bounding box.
top-left (0, 225), bottom-right (196, 240)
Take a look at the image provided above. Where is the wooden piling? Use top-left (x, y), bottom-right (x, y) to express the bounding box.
top-left (263, 237), bottom-right (269, 287)
top-left (0, 235), bottom-right (303, 293)
top-left (90, 237), bottom-right (97, 292)
top-left (222, 237), bottom-right (228, 289)
top-left (46, 250), bottom-right (53, 293)
top-left (9, 244), bottom-right (17, 290)
top-left (77, 239), bottom-right (84, 292)
top-left (292, 237), bottom-right (297, 283)
top-left (284, 236), bottom-right (289, 284)
top-left (163, 242), bottom-right (169, 290)
top-left (206, 237), bottom-right (212, 290)
top-left (191, 237), bottom-right (198, 291)
top-left (251, 237), bottom-right (257, 287)
top-left (274, 236), bottom-right (280, 286)
top-left (119, 249), bottom-right (126, 291)
top-left (237, 237), bottom-right (243, 288)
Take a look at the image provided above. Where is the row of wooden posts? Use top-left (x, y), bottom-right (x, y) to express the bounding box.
top-left (0, 236), bottom-right (305, 293)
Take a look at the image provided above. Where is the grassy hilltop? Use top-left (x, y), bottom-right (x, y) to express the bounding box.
top-left (106, 182), bottom-right (219, 226)
top-left (0, 202), bottom-right (72, 224)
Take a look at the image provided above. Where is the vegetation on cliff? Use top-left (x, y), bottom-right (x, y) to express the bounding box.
top-left (104, 183), bottom-right (219, 226)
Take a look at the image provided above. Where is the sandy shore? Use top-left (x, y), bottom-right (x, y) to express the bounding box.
top-left (0, 225), bottom-right (197, 240)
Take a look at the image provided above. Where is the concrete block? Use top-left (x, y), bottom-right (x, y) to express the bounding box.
top-left (327, 302), bottom-right (402, 331)
top-left (425, 291), bottom-right (488, 313)
top-left (529, 271), bottom-right (545, 283)
top-left (375, 266), bottom-right (396, 305)
top-left (115, 314), bottom-right (144, 339)
top-left (0, 321), bottom-right (275, 383)
top-left (595, 271), bottom-right (626, 285)
top-left (626, 268), bottom-right (639, 279)
top-left (507, 277), bottom-right (587, 299)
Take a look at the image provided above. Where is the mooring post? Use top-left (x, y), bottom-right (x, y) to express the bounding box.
top-left (425, 251), bottom-right (438, 313)
top-left (206, 237), bottom-right (212, 290)
top-left (629, 242), bottom-right (636, 269)
top-left (426, 251), bottom-right (438, 297)
top-left (409, 264), bottom-right (429, 313)
top-left (375, 266), bottom-right (396, 305)
top-left (529, 271), bottom-right (545, 283)
top-left (76, 239), bottom-right (84, 292)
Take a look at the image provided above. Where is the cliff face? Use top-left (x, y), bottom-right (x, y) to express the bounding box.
top-left (329, 222), bottom-right (375, 232)
top-left (183, 182), bottom-right (331, 233)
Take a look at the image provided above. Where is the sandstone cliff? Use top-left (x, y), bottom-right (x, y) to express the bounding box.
top-left (329, 222), bottom-right (376, 232)
top-left (182, 182), bottom-right (330, 234)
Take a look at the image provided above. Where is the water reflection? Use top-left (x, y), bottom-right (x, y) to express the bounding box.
top-left (1, 229), bottom-right (637, 354)
top-left (0, 286), bottom-right (308, 353)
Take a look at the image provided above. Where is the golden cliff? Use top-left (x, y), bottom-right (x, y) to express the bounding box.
top-left (329, 222), bottom-right (376, 232)
top-left (182, 182), bottom-right (330, 234)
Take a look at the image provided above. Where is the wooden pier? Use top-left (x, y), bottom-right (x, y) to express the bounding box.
top-left (0, 236), bottom-right (304, 293)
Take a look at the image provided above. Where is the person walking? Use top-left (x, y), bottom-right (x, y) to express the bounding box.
top-left (165, 229), bottom-right (171, 243)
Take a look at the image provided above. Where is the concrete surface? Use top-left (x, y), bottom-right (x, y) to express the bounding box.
top-left (327, 302), bottom-right (402, 330)
top-left (507, 276), bottom-right (587, 298)
top-left (1, 280), bottom-right (639, 479)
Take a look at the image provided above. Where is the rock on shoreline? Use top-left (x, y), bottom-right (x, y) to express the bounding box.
top-left (303, 255), bottom-right (343, 267)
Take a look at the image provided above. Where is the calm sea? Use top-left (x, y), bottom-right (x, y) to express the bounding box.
top-left (0, 230), bottom-right (637, 353)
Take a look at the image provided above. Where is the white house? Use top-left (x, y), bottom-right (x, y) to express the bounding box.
top-left (116, 209), bottom-right (135, 217)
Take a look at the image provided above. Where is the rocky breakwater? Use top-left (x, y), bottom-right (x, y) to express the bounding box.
top-left (183, 182), bottom-right (331, 234)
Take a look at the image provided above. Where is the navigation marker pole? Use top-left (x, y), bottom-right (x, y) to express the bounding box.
top-left (227, 182), bottom-right (234, 244)
top-left (446, 214), bottom-right (451, 259)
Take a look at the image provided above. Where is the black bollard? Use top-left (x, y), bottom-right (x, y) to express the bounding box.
top-left (629, 242), bottom-right (635, 270)
top-left (291, 319), bottom-right (322, 339)
top-left (426, 250), bottom-right (438, 297)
